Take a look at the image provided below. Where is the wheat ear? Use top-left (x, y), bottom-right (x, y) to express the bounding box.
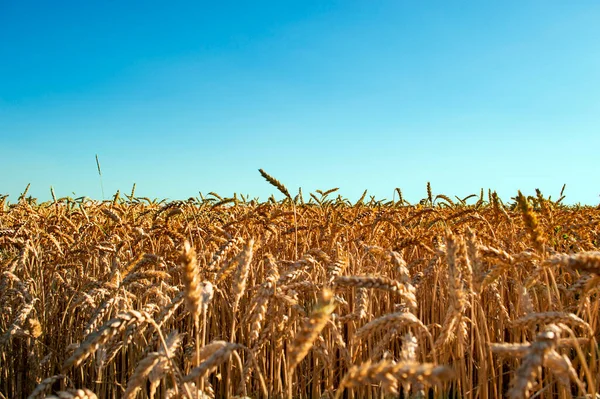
top-left (287, 288), bottom-right (336, 399)
top-left (259, 169), bottom-right (291, 199)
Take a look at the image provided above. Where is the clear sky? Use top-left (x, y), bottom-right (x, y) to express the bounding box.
top-left (1, 1), bottom-right (599, 204)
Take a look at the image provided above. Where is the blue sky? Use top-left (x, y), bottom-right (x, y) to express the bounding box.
top-left (1, 1), bottom-right (599, 204)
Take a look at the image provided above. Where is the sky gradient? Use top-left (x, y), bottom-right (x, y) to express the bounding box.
top-left (1, 1), bottom-right (599, 204)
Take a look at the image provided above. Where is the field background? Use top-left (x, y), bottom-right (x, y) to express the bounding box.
top-left (1, 183), bottom-right (599, 399)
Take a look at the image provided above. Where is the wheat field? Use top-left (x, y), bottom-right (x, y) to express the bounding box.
top-left (1, 177), bottom-right (599, 399)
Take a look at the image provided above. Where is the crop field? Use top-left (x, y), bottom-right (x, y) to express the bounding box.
top-left (1, 176), bottom-right (600, 399)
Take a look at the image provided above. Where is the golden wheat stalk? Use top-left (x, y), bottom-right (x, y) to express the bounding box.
top-left (516, 191), bottom-right (545, 253)
top-left (287, 288), bottom-right (336, 377)
top-left (259, 169), bottom-right (291, 199)
top-left (63, 310), bottom-right (151, 370)
top-left (512, 312), bottom-right (592, 335)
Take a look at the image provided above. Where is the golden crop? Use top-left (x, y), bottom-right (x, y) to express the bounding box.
top-left (1, 182), bottom-right (599, 398)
